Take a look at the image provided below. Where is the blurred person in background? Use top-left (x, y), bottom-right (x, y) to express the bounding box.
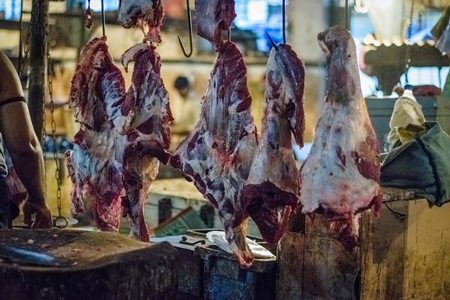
top-left (170, 75), bottom-right (201, 149)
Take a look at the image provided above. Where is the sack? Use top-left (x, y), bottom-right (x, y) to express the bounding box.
top-left (381, 122), bottom-right (450, 206)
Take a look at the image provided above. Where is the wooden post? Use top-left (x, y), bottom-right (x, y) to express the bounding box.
top-left (27, 0), bottom-right (49, 141)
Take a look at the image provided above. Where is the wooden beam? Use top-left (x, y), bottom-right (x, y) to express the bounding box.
top-left (27, 0), bottom-right (49, 141)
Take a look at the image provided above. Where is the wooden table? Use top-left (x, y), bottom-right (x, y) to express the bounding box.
top-left (0, 229), bottom-right (179, 300)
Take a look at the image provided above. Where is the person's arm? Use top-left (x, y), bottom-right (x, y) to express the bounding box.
top-left (0, 51), bottom-right (52, 228)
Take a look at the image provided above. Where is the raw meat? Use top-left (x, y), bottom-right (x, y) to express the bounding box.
top-left (67, 36), bottom-right (172, 242)
top-left (69, 36), bottom-right (126, 130)
top-left (300, 25), bottom-right (382, 251)
top-left (195, 0), bottom-right (236, 51)
top-left (65, 129), bottom-right (124, 232)
top-left (118, 0), bottom-right (164, 43)
top-left (67, 36), bottom-right (127, 232)
top-left (169, 41), bottom-right (258, 267)
top-left (118, 43), bottom-right (173, 241)
top-left (119, 42), bottom-right (173, 163)
top-left (243, 44), bottom-right (305, 244)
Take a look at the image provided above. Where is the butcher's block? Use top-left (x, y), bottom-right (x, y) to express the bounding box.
top-left (0, 229), bottom-right (179, 300)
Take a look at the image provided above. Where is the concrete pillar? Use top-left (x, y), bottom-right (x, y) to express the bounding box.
top-left (287, 0), bottom-right (330, 142)
top-left (287, 0), bottom-right (329, 64)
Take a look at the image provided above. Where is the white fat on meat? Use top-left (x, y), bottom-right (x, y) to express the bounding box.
top-left (300, 25), bottom-right (381, 252)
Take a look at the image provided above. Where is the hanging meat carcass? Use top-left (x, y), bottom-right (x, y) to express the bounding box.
top-left (118, 0), bottom-right (164, 43)
top-left (118, 42), bottom-right (173, 242)
top-left (195, 0), bottom-right (236, 51)
top-left (243, 44), bottom-right (305, 244)
top-left (67, 34), bottom-right (172, 241)
top-left (300, 25), bottom-right (382, 251)
top-left (169, 0), bottom-right (258, 268)
top-left (66, 37), bottom-right (127, 233)
top-left (169, 41), bottom-right (258, 267)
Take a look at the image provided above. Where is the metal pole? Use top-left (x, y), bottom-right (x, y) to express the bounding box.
top-left (27, 0), bottom-right (49, 141)
top-left (345, 0), bottom-right (349, 29)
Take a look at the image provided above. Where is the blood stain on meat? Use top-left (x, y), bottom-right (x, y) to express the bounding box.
top-left (169, 41), bottom-right (258, 268)
top-left (243, 44), bottom-right (305, 244)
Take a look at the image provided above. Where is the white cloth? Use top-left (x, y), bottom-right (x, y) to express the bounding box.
top-left (387, 91), bottom-right (426, 149)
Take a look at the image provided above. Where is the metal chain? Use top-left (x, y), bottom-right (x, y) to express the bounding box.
top-left (404, 0), bottom-right (415, 85)
top-left (41, 5), bottom-right (67, 228)
top-left (45, 24), bottom-right (67, 229)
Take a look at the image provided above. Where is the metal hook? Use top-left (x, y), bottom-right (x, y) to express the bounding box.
top-left (227, 28), bottom-right (231, 42)
top-left (282, 0), bottom-right (286, 44)
top-left (177, 0), bottom-right (193, 57)
top-left (266, 31), bottom-right (279, 51)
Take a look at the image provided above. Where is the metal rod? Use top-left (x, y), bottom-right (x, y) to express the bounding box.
top-left (177, 0), bottom-right (193, 57)
top-left (404, 0), bottom-right (414, 85)
top-left (345, 0), bottom-right (350, 29)
top-left (227, 28), bottom-right (231, 41)
top-left (282, 0), bottom-right (286, 44)
top-left (101, 0), bottom-right (106, 36)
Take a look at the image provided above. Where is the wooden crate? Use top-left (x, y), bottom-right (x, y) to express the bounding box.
top-left (277, 187), bottom-right (450, 300)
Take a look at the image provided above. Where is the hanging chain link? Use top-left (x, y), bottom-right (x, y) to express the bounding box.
top-left (404, 0), bottom-right (415, 85)
top-left (45, 15), bottom-right (68, 228)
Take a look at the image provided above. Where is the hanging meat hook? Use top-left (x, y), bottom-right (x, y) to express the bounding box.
top-left (177, 0), bottom-right (193, 58)
top-left (266, 32), bottom-right (279, 51)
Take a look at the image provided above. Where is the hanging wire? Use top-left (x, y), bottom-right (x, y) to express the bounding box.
top-left (227, 28), bottom-right (231, 42)
top-left (177, 0), bottom-right (193, 57)
top-left (282, 0), bottom-right (286, 44)
top-left (101, 0), bottom-right (106, 36)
